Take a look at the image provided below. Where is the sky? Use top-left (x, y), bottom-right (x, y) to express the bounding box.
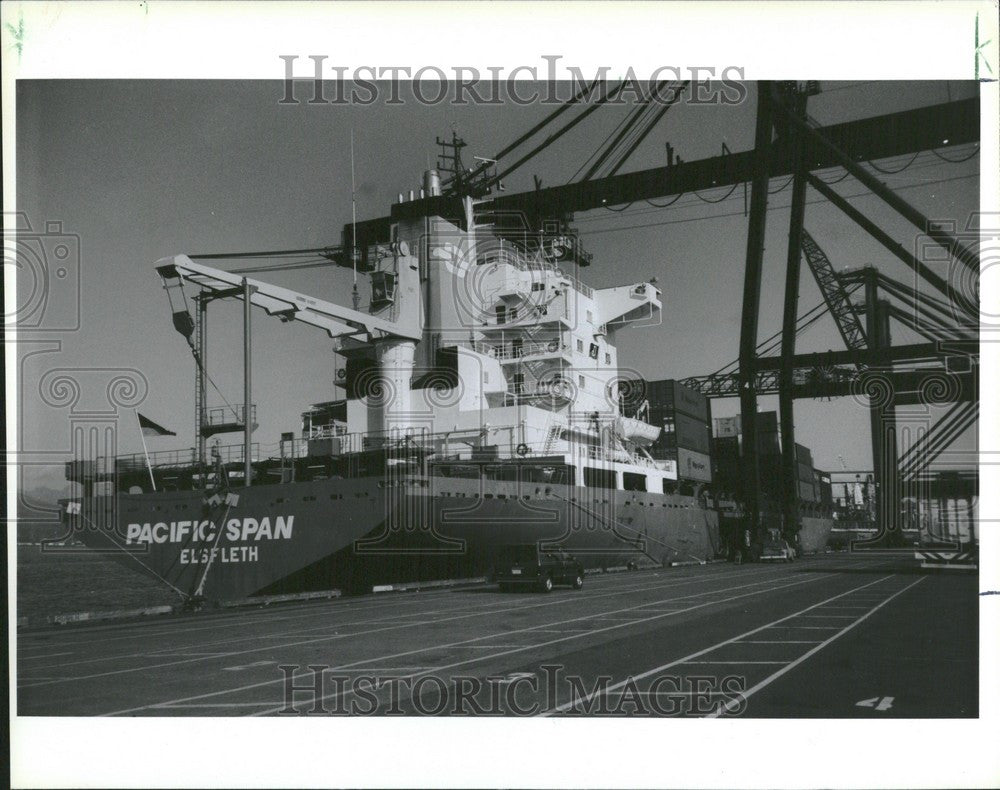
top-left (14, 79), bottom-right (980, 495)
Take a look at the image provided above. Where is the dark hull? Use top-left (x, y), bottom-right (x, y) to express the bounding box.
top-left (69, 474), bottom-right (721, 601)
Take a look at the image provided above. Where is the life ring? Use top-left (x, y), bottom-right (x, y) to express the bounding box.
top-left (546, 340), bottom-right (559, 352)
top-left (515, 443), bottom-right (530, 456)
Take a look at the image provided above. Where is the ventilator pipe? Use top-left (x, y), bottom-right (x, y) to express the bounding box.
top-left (376, 339), bottom-right (417, 436)
top-left (424, 169), bottom-right (442, 197)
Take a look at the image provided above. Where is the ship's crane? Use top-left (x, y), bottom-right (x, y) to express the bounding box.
top-left (156, 253), bottom-right (422, 342)
top-left (158, 249), bottom-right (424, 482)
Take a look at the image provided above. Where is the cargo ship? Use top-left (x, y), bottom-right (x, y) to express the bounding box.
top-left (63, 166), bottom-right (729, 602)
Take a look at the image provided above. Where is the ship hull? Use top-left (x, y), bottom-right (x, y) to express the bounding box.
top-left (70, 474), bottom-right (720, 601)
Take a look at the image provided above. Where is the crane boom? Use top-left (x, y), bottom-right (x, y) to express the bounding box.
top-left (349, 98), bottom-right (978, 251)
top-left (155, 254), bottom-right (422, 342)
top-left (800, 229), bottom-right (868, 354)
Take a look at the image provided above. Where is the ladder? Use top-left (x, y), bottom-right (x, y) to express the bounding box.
top-left (542, 423), bottom-right (563, 454)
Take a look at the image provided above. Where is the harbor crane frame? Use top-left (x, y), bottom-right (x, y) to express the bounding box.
top-left (344, 83), bottom-right (978, 554)
top-left (734, 82), bottom-right (978, 547)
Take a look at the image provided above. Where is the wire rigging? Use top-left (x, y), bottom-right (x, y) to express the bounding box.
top-left (484, 80), bottom-right (634, 192)
top-left (603, 82), bottom-right (688, 178)
top-left (693, 182), bottom-right (740, 204)
top-left (576, 172), bottom-right (977, 237)
top-left (707, 296), bottom-right (845, 378)
top-left (586, 144), bottom-right (974, 222)
top-left (449, 78), bottom-right (604, 191)
top-left (571, 83), bottom-right (670, 182)
top-left (930, 145), bottom-right (980, 164)
top-left (866, 151), bottom-right (920, 175)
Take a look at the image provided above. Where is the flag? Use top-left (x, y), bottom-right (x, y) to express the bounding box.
top-left (137, 412), bottom-right (176, 437)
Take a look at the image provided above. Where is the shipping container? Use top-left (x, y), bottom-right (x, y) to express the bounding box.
top-left (652, 410), bottom-right (711, 455)
top-left (671, 381), bottom-right (709, 423)
top-left (646, 379), bottom-right (709, 423)
top-left (712, 436), bottom-right (741, 459)
top-left (713, 410), bottom-right (778, 438)
top-left (710, 432), bottom-right (778, 457)
top-left (758, 411), bottom-right (779, 433)
top-left (712, 455), bottom-right (741, 481)
top-left (758, 430), bottom-right (781, 456)
top-left (820, 484), bottom-right (833, 506)
top-left (676, 448), bottom-right (713, 483)
top-left (798, 461), bottom-right (815, 483)
top-left (817, 470), bottom-right (833, 507)
top-left (794, 442), bottom-right (812, 467)
top-left (712, 454), bottom-right (787, 496)
top-left (714, 416), bottom-right (741, 438)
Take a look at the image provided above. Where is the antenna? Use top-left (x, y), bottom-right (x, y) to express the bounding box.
top-left (350, 129), bottom-right (360, 310)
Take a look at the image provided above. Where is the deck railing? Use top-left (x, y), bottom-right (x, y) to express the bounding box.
top-left (201, 404), bottom-right (255, 428)
top-left (475, 339), bottom-right (567, 361)
top-left (115, 442), bottom-right (261, 471)
top-left (477, 248), bottom-right (595, 299)
top-left (305, 422), bottom-right (349, 439)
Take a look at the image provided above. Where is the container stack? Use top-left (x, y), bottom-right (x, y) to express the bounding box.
top-left (712, 412), bottom-right (780, 456)
top-left (815, 469), bottom-right (833, 506)
top-left (709, 412), bottom-right (825, 504)
top-left (639, 380), bottom-right (713, 483)
top-left (796, 443), bottom-right (817, 502)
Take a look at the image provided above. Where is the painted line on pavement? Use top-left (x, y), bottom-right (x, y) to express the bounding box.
top-left (709, 576), bottom-right (926, 717)
top-left (540, 573), bottom-right (899, 716)
top-left (21, 565), bottom-right (800, 686)
top-left (103, 569), bottom-right (837, 716)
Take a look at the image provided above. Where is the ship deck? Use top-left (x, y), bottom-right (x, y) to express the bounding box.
top-left (16, 552), bottom-right (977, 717)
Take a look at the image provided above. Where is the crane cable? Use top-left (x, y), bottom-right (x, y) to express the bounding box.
top-left (162, 276), bottom-right (249, 425)
top-left (604, 82), bottom-right (689, 178)
top-left (484, 80), bottom-right (635, 191)
top-left (571, 92), bottom-right (658, 182)
top-left (446, 78), bottom-right (605, 191)
top-left (576, 81), bottom-right (679, 182)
